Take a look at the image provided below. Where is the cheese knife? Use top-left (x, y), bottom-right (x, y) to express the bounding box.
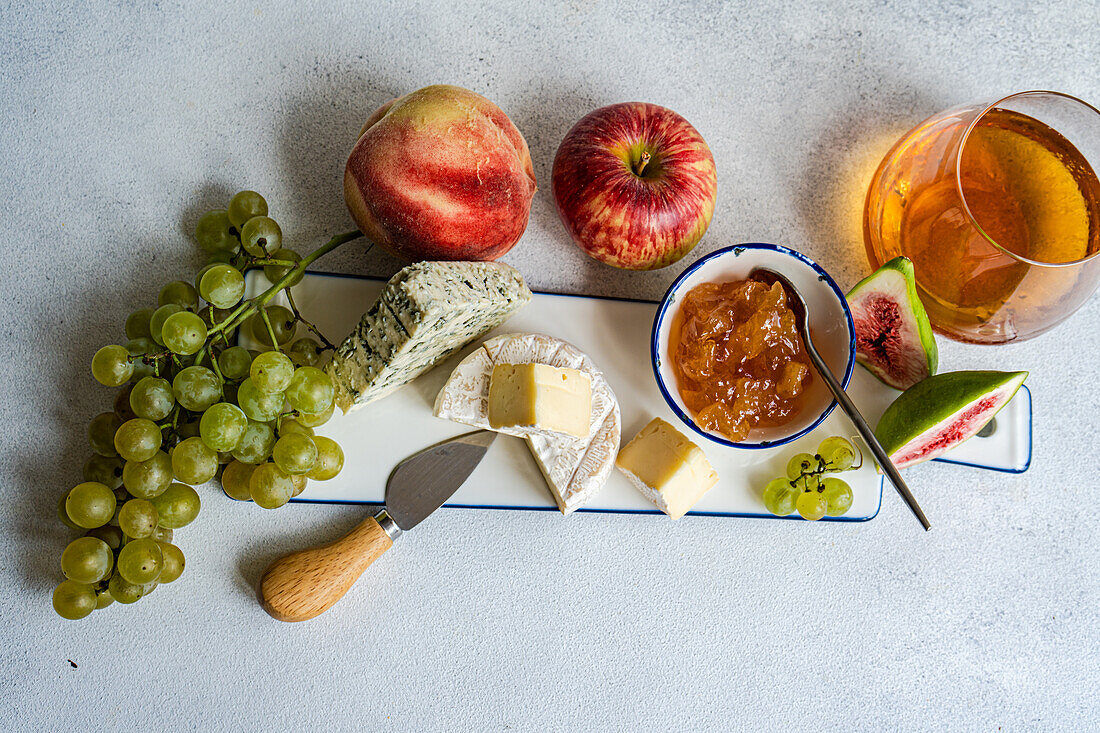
top-left (259, 430), bottom-right (496, 622)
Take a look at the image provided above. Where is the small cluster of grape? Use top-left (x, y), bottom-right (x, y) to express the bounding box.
top-left (762, 436), bottom-right (860, 520)
top-left (54, 191), bottom-right (346, 620)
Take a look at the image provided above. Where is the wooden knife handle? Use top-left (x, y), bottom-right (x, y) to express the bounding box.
top-left (259, 512), bottom-right (395, 622)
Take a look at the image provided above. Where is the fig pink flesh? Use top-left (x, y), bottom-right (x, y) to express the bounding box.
top-left (850, 273), bottom-right (929, 390)
top-left (891, 388), bottom-right (1010, 468)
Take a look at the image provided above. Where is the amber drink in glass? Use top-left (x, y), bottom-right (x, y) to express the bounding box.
top-left (863, 91), bottom-right (1100, 343)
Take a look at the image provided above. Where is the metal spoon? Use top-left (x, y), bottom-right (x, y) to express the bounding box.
top-left (751, 267), bottom-right (931, 531)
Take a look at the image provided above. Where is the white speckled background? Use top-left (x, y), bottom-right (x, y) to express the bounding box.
top-left (1, 0), bottom-right (1098, 729)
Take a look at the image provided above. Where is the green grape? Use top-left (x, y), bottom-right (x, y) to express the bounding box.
top-left (221, 460), bottom-right (256, 500)
top-left (762, 477), bottom-right (798, 516)
top-left (67, 482), bottom-right (117, 529)
top-left (296, 403), bottom-right (334, 428)
top-left (822, 477), bottom-right (854, 516)
top-left (150, 482), bottom-right (200, 528)
top-left (57, 494), bottom-right (82, 530)
top-left (272, 433), bottom-right (317, 475)
top-left (308, 437), bottom-right (344, 481)
top-left (227, 190), bottom-right (268, 229)
top-left (249, 305), bottom-right (296, 346)
top-left (60, 536), bottom-right (113, 584)
top-left (107, 573), bottom-right (147, 604)
top-left (199, 264), bottom-right (246, 309)
top-left (172, 365), bottom-right (221, 411)
top-left (149, 303), bottom-right (184, 345)
top-left (95, 587), bottom-right (115, 609)
top-left (151, 525), bottom-right (173, 543)
top-left (116, 538), bottom-right (163, 584)
top-left (125, 337), bottom-right (158, 381)
top-left (288, 337), bottom-right (323, 367)
top-left (237, 377), bottom-right (284, 422)
top-left (83, 454), bottom-right (124, 489)
top-left (113, 384), bottom-right (138, 421)
top-left (64, 482), bottom-right (116, 529)
top-left (217, 346), bottom-right (252, 380)
top-left (290, 473), bottom-right (308, 497)
top-left (194, 263), bottom-right (217, 292)
top-left (86, 524), bottom-right (124, 550)
top-left (160, 311), bottom-right (207, 356)
top-left (249, 462), bottom-right (294, 509)
top-left (195, 209), bottom-right (239, 254)
top-left (240, 215), bottom-right (282, 257)
top-left (251, 351), bottom-right (294, 392)
top-left (199, 402), bottom-right (248, 451)
top-left (88, 412), bottom-right (122, 457)
top-left (171, 436), bottom-right (218, 484)
top-left (785, 452), bottom-right (818, 480)
top-left (796, 488), bottom-right (827, 521)
top-left (277, 418), bottom-right (314, 437)
top-left (263, 248), bottom-right (302, 287)
top-left (122, 451), bottom-right (172, 499)
top-left (125, 308), bottom-right (155, 340)
top-left (231, 420), bottom-right (276, 464)
top-left (91, 345), bottom-right (134, 387)
top-left (818, 436), bottom-right (857, 472)
top-left (158, 280), bottom-right (199, 310)
top-left (52, 580), bottom-right (97, 620)
top-left (128, 376), bottom-right (174, 421)
top-left (157, 543), bottom-right (185, 583)
top-left (113, 418), bottom-right (161, 462)
top-left (284, 366), bottom-right (334, 415)
top-left (118, 498), bottom-right (158, 539)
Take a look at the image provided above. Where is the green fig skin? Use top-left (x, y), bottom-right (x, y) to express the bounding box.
top-left (876, 370), bottom-right (1028, 469)
top-left (848, 256), bottom-right (938, 390)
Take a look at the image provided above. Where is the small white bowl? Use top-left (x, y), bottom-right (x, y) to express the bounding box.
top-left (651, 243), bottom-right (856, 449)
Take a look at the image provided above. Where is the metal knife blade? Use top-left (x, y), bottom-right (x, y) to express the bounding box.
top-left (384, 430), bottom-right (496, 531)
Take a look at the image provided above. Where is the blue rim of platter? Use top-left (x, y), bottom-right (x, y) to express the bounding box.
top-left (236, 268), bottom-right (1030, 521)
top-left (650, 242), bottom-right (857, 450)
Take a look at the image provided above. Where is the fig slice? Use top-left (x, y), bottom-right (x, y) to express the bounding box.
top-left (876, 370), bottom-right (1028, 470)
top-left (847, 256), bottom-right (938, 390)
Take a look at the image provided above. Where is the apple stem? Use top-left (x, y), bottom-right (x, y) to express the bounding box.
top-left (633, 150), bottom-right (652, 177)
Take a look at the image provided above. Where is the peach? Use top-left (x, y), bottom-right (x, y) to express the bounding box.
top-left (344, 85), bottom-right (537, 261)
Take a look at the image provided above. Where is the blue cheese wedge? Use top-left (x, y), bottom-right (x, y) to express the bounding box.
top-left (327, 261), bottom-right (531, 413)
top-left (434, 333), bottom-right (620, 513)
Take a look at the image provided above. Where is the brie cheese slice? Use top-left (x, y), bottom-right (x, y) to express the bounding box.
top-left (434, 333), bottom-right (621, 513)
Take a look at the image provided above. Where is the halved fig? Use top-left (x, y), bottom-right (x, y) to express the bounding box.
top-left (876, 370), bottom-right (1028, 470)
top-left (847, 257), bottom-right (937, 390)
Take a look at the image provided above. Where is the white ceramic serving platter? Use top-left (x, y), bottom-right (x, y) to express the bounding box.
top-left (240, 271), bottom-right (1032, 522)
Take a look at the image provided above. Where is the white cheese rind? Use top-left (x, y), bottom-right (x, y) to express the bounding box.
top-left (326, 262), bottom-right (531, 413)
top-left (433, 333), bottom-right (621, 513)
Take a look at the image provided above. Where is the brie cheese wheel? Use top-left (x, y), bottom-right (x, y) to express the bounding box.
top-left (488, 363), bottom-right (592, 439)
top-left (616, 418), bottom-right (719, 520)
top-left (434, 333), bottom-right (620, 513)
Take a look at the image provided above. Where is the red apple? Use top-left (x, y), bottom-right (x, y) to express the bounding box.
top-left (552, 102), bottom-right (717, 270)
top-left (344, 85), bottom-right (537, 261)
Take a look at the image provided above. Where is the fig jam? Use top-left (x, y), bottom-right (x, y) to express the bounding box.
top-left (669, 279), bottom-right (813, 441)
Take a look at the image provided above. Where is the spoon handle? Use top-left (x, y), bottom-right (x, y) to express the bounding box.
top-left (803, 339), bottom-right (931, 531)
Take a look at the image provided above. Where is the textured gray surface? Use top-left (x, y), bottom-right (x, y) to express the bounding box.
top-left (1, 0), bottom-right (1098, 730)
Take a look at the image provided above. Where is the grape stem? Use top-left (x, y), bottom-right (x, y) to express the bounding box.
top-left (259, 308), bottom-right (280, 352)
top-left (207, 230), bottom-right (363, 340)
top-left (286, 290), bottom-right (336, 351)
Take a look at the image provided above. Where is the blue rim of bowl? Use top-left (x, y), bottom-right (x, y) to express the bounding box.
top-left (650, 242), bottom-right (857, 450)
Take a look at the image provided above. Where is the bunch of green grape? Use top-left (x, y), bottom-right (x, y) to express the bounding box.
top-left (54, 190), bottom-right (345, 620)
top-left (761, 436), bottom-right (860, 521)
